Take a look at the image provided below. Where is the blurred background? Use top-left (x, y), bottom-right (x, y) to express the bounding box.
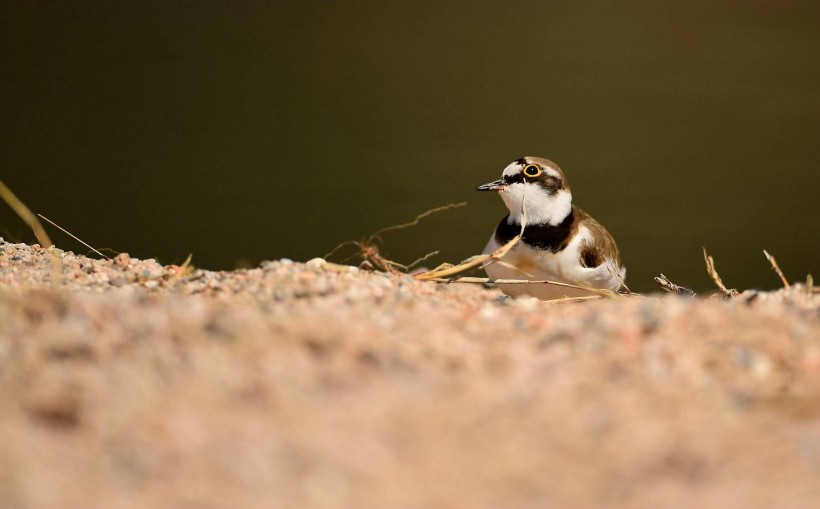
top-left (1, 1), bottom-right (818, 293)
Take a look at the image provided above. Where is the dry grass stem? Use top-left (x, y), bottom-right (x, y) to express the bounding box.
top-left (406, 250), bottom-right (440, 270)
top-left (413, 234), bottom-right (521, 280)
top-left (167, 253), bottom-right (196, 284)
top-left (763, 249), bottom-right (790, 289)
top-left (703, 247), bottom-right (739, 298)
top-left (324, 240), bottom-right (362, 263)
top-left (37, 214), bottom-right (109, 260)
top-left (426, 276), bottom-right (622, 299)
top-left (619, 280), bottom-right (635, 295)
top-left (484, 257), bottom-right (535, 278)
top-left (542, 295), bottom-right (604, 304)
top-left (0, 178), bottom-right (52, 247)
top-left (654, 274), bottom-right (696, 296)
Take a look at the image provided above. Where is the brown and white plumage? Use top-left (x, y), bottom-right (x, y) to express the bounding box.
top-left (477, 156), bottom-right (625, 300)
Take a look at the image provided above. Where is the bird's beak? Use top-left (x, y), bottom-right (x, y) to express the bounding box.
top-left (476, 179), bottom-right (506, 192)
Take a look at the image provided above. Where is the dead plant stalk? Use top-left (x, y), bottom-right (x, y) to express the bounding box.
top-left (37, 214), bottom-right (108, 259)
top-left (703, 247), bottom-right (739, 298)
top-left (763, 250), bottom-right (790, 289)
top-left (0, 178), bottom-right (52, 247)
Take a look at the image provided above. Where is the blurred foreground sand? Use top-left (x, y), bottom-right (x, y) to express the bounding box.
top-left (1, 240), bottom-right (819, 509)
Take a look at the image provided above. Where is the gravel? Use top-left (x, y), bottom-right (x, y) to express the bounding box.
top-left (0, 239), bottom-right (819, 509)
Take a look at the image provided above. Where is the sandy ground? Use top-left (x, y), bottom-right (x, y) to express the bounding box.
top-left (1, 239), bottom-right (819, 509)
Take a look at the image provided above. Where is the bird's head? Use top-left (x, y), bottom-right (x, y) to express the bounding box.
top-left (477, 156), bottom-right (572, 226)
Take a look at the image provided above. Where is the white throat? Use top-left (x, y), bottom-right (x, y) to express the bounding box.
top-left (501, 184), bottom-right (572, 226)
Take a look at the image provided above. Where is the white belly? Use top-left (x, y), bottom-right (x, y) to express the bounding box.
top-left (482, 229), bottom-right (625, 300)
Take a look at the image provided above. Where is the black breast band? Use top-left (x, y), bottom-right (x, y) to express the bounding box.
top-left (495, 210), bottom-right (575, 253)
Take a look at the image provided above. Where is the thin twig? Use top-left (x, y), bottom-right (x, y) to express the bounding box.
top-left (406, 250), bottom-right (439, 270)
top-left (0, 178), bottom-right (52, 247)
top-left (703, 247), bottom-right (738, 298)
top-left (372, 202), bottom-right (466, 237)
top-left (324, 240), bottom-right (359, 261)
top-left (38, 214), bottom-right (109, 259)
top-left (763, 249), bottom-right (790, 289)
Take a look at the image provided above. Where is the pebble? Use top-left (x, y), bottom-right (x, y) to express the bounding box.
top-left (114, 253), bottom-right (131, 267)
top-left (110, 276), bottom-right (128, 287)
top-left (305, 258), bottom-right (327, 272)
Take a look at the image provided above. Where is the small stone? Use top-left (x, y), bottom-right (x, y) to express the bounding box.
top-left (114, 253), bottom-right (131, 267)
top-left (110, 276), bottom-right (128, 287)
top-left (306, 258), bottom-right (327, 272)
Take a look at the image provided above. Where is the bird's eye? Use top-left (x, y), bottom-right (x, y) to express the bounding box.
top-left (523, 164), bottom-right (542, 178)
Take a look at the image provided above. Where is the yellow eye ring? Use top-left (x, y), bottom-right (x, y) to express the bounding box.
top-left (523, 164), bottom-right (542, 178)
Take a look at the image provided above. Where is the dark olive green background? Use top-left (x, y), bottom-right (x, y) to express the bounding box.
top-left (2, 1), bottom-right (818, 292)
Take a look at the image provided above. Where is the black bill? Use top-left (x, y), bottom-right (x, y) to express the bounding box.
top-left (476, 179), bottom-right (505, 191)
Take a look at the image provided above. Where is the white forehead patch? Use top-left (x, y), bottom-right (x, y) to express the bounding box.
top-left (501, 162), bottom-right (522, 178)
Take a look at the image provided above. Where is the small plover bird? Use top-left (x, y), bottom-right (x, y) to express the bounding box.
top-left (477, 156), bottom-right (626, 300)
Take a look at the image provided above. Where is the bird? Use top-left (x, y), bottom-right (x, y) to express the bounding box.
top-left (477, 156), bottom-right (626, 300)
